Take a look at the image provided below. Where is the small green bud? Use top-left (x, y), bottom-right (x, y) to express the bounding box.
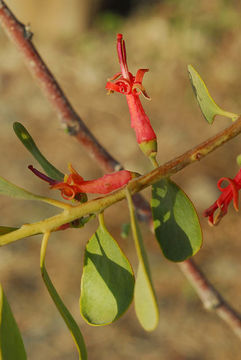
top-left (139, 139), bottom-right (157, 158)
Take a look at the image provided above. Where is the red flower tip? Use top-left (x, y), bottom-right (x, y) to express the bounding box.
top-left (204, 170), bottom-right (241, 225)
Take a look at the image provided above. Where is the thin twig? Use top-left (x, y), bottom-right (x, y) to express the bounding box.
top-left (0, 0), bottom-right (240, 341)
top-left (179, 259), bottom-right (241, 339)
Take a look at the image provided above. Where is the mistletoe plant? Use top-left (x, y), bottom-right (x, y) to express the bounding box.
top-left (0, 1), bottom-right (241, 359)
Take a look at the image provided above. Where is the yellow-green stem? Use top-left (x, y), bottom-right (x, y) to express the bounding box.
top-left (149, 155), bottom-right (159, 169)
top-left (40, 232), bottom-right (50, 268)
top-left (1, 115), bottom-right (241, 247)
top-left (98, 212), bottom-right (105, 228)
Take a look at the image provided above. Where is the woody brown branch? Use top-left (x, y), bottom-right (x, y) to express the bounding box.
top-left (0, 0), bottom-right (241, 341)
top-left (0, 0), bottom-right (118, 173)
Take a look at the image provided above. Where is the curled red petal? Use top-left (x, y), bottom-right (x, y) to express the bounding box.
top-left (204, 174), bottom-right (241, 226)
top-left (132, 83), bottom-right (151, 100)
top-left (203, 201), bottom-right (218, 225)
top-left (135, 69), bottom-right (149, 83)
top-left (213, 208), bottom-right (225, 226)
top-left (203, 201), bottom-right (218, 218)
top-left (66, 164), bottom-right (84, 185)
top-left (106, 81), bottom-right (125, 94)
top-left (115, 79), bottom-right (132, 94)
top-left (51, 182), bottom-right (76, 200)
top-left (233, 167), bottom-right (241, 184)
top-left (108, 72), bottom-right (122, 82)
top-left (106, 79), bottom-right (132, 95)
top-left (217, 177), bottom-right (239, 211)
top-left (203, 199), bottom-right (229, 226)
top-left (61, 188), bottom-right (76, 200)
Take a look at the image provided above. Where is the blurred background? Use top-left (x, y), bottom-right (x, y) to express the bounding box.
top-left (0, 0), bottom-right (241, 359)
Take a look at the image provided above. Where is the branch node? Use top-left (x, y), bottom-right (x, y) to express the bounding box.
top-left (23, 23), bottom-right (33, 41)
top-left (203, 294), bottom-right (223, 311)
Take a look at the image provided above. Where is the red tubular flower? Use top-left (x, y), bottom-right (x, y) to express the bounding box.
top-left (106, 34), bottom-right (157, 158)
top-left (203, 169), bottom-right (241, 225)
top-left (29, 164), bottom-right (135, 200)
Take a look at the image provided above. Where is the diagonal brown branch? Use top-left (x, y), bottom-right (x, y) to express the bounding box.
top-left (0, 0), bottom-right (241, 341)
top-left (0, 0), bottom-right (151, 222)
top-left (0, 0), bottom-right (118, 173)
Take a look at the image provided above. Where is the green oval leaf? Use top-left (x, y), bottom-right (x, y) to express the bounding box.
top-left (151, 179), bottom-right (202, 262)
top-left (13, 122), bottom-right (64, 181)
top-left (188, 65), bottom-right (239, 124)
top-left (125, 189), bottom-right (159, 331)
top-left (40, 233), bottom-right (87, 360)
top-left (80, 218), bottom-right (135, 325)
top-left (0, 284), bottom-right (27, 360)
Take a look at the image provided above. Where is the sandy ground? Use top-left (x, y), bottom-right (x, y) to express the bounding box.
top-left (0, 1), bottom-right (241, 359)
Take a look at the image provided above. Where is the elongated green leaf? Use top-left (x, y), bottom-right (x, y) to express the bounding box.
top-left (80, 217), bottom-right (135, 325)
top-left (0, 284), bottom-right (27, 360)
top-left (0, 226), bottom-right (18, 236)
top-left (13, 122), bottom-right (64, 181)
top-left (40, 233), bottom-right (87, 360)
top-left (0, 176), bottom-right (43, 201)
top-left (0, 176), bottom-right (69, 210)
top-left (125, 189), bottom-right (159, 331)
top-left (151, 179), bottom-right (202, 262)
top-left (188, 65), bottom-right (239, 124)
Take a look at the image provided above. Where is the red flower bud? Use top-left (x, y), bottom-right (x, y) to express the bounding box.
top-left (29, 164), bottom-right (135, 201)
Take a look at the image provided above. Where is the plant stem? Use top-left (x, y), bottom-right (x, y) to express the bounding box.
top-left (149, 155), bottom-right (159, 169)
top-left (98, 212), bottom-right (105, 228)
top-left (40, 232), bottom-right (50, 268)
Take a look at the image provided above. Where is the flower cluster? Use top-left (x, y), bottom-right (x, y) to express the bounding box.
top-left (106, 34), bottom-right (157, 158)
top-left (204, 169), bottom-right (241, 225)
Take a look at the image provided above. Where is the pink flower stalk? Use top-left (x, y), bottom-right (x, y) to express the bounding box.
top-left (29, 164), bottom-right (134, 200)
top-left (203, 169), bottom-right (241, 225)
top-left (106, 34), bottom-right (157, 157)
